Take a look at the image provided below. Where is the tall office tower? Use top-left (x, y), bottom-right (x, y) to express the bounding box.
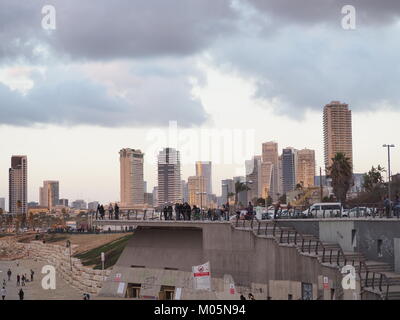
top-left (0, 198), bottom-right (5, 212)
top-left (323, 101), bottom-right (353, 173)
top-left (59, 199), bottom-right (69, 207)
top-left (188, 176), bottom-right (208, 208)
top-left (296, 149), bottom-right (316, 188)
top-left (152, 187), bottom-right (158, 207)
top-left (221, 179), bottom-right (235, 204)
top-left (260, 162), bottom-right (273, 199)
top-left (278, 155), bottom-right (284, 196)
top-left (119, 149), bottom-right (144, 207)
top-left (157, 148), bottom-right (182, 206)
top-left (282, 148), bottom-right (298, 194)
top-left (262, 142), bottom-right (280, 201)
top-left (143, 181), bottom-right (147, 194)
top-left (245, 156), bottom-right (262, 202)
top-left (195, 161), bottom-right (212, 195)
top-left (39, 181), bottom-right (59, 209)
top-left (181, 180), bottom-right (189, 203)
top-left (9, 155), bottom-right (27, 215)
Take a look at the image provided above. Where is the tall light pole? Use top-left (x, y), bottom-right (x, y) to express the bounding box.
top-left (383, 144), bottom-right (395, 201)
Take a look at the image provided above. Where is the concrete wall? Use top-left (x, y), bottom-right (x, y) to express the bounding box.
top-left (395, 239), bottom-right (400, 273)
top-left (319, 221), bottom-right (355, 252)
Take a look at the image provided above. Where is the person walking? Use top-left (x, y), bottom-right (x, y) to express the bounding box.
top-left (383, 196), bottom-right (391, 218)
top-left (1, 287), bottom-right (6, 300)
top-left (18, 288), bottom-right (24, 300)
top-left (114, 203), bottom-right (120, 220)
top-left (16, 274), bottom-right (20, 286)
top-left (167, 205), bottom-right (173, 220)
top-left (7, 269), bottom-right (11, 281)
top-left (21, 274), bottom-right (25, 286)
top-left (30, 269), bottom-right (34, 282)
top-left (108, 204), bottom-right (114, 220)
top-left (163, 206), bottom-right (168, 221)
top-left (96, 204), bottom-right (100, 220)
top-left (393, 194), bottom-right (400, 218)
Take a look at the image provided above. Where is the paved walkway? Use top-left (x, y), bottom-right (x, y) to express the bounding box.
top-left (0, 259), bottom-right (82, 300)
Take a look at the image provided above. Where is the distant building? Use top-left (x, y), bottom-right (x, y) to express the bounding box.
top-left (28, 202), bottom-right (39, 208)
top-left (120, 148), bottom-right (144, 208)
top-left (221, 179), bottom-right (235, 205)
top-left (152, 187), bottom-right (158, 207)
top-left (59, 199), bottom-right (69, 207)
top-left (245, 156), bottom-right (262, 202)
top-left (39, 180), bottom-right (59, 209)
top-left (181, 180), bottom-right (189, 203)
top-left (0, 198), bottom-right (5, 213)
top-left (233, 176), bottom-right (247, 206)
top-left (157, 148), bottom-right (182, 206)
top-left (260, 162), bottom-right (273, 199)
top-left (296, 149), bottom-right (316, 188)
top-left (282, 147), bottom-right (297, 194)
top-left (323, 101), bottom-right (353, 173)
top-left (188, 176), bottom-right (208, 208)
top-left (88, 201), bottom-right (99, 211)
top-left (9, 155), bottom-right (28, 215)
top-left (71, 200), bottom-right (87, 210)
top-left (144, 193), bottom-right (154, 206)
top-left (195, 161), bottom-right (212, 195)
top-left (262, 142), bottom-right (280, 201)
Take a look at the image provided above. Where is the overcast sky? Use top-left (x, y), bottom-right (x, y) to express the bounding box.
top-left (0, 1), bottom-right (399, 205)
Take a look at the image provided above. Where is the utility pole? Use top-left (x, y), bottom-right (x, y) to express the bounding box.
top-left (383, 144), bottom-right (395, 201)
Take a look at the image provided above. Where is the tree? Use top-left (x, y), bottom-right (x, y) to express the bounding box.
top-left (279, 193), bottom-right (287, 204)
top-left (327, 152), bottom-right (353, 205)
top-left (266, 196), bottom-right (273, 206)
top-left (363, 165), bottom-right (385, 192)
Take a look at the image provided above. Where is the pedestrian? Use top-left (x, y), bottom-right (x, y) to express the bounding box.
top-left (30, 269), bottom-right (34, 282)
top-left (1, 286), bottom-right (6, 300)
top-left (394, 194), bottom-right (400, 218)
top-left (108, 204), bottom-right (114, 220)
top-left (274, 201), bottom-right (281, 219)
top-left (240, 294), bottom-right (246, 300)
top-left (96, 204), bottom-right (100, 220)
top-left (163, 206), bottom-right (168, 220)
top-left (16, 274), bottom-right (20, 286)
top-left (18, 288), bottom-right (24, 300)
top-left (7, 269), bottom-right (11, 281)
top-left (167, 205), bottom-right (173, 220)
top-left (115, 203), bottom-right (120, 220)
top-left (248, 293), bottom-right (255, 300)
top-left (383, 196), bottom-right (391, 218)
top-left (2, 279), bottom-right (5, 287)
top-left (21, 274), bottom-right (25, 286)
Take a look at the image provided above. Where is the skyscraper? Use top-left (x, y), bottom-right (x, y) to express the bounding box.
top-left (39, 181), bottom-right (59, 209)
top-left (282, 147), bottom-right (297, 194)
top-left (0, 198), bottom-right (5, 213)
top-left (181, 180), bottom-right (189, 203)
top-left (296, 149), bottom-right (316, 188)
top-left (120, 148), bottom-right (144, 207)
top-left (9, 155), bottom-right (27, 215)
top-left (157, 148), bottom-right (182, 206)
top-left (260, 162), bottom-right (273, 199)
top-left (323, 101), bottom-right (353, 173)
top-left (221, 179), bottom-right (235, 204)
top-left (245, 156), bottom-right (262, 202)
top-left (262, 142), bottom-right (280, 201)
top-left (195, 161), bottom-right (212, 195)
top-left (188, 176), bottom-right (207, 208)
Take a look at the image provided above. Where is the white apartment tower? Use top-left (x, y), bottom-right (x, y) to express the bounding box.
top-left (120, 148), bottom-right (144, 208)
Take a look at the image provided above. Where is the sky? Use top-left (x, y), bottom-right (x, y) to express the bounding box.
top-left (0, 0), bottom-right (399, 206)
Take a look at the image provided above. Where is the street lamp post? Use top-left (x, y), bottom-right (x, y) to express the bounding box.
top-left (383, 144), bottom-right (395, 201)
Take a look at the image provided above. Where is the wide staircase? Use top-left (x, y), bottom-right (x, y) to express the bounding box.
top-left (232, 218), bottom-right (400, 300)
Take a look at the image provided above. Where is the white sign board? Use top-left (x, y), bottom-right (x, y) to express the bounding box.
top-left (255, 206), bottom-right (263, 220)
top-left (174, 287), bottom-right (182, 300)
top-left (192, 262), bottom-right (211, 291)
top-left (117, 282), bottom-right (125, 295)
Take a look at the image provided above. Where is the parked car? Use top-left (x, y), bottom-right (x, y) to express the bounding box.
top-left (302, 203), bottom-right (343, 218)
top-left (342, 207), bottom-right (372, 218)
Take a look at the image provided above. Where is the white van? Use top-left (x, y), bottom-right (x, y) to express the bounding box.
top-left (303, 203), bottom-right (343, 218)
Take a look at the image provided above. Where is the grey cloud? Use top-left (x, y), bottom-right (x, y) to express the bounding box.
top-left (0, 0), bottom-right (237, 61)
top-left (0, 67), bottom-right (208, 127)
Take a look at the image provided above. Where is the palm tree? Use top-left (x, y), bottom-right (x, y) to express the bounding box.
top-left (327, 152), bottom-right (353, 204)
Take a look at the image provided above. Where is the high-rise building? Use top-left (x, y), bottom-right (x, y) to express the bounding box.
top-left (195, 161), bottom-right (212, 195)
top-left (39, 181), bottom-right (59, 209)
top-left (262, 142), bottom-right (280, 201)
top-left (181, 180), bottom-right (189, 203)
top-left (233, 176), bottom-right (247, 205)
top-left (323, 101), bottom-right (353, 173)
top-left (282, 148), bottom-right (297, 194)
top-left (260, 162), bottom-right (273, 199)
top-left (188, 176), bottom-right (208, 208)
top-left (157, 148), bottom-right (182, 206)
top-left (245, 156), bottom-right (262, 202)
top-left (296, 149), bottom-right (316, 188)
top-left (9, 155), bottom-right (27, 215)
top-left (221, 179), bottom-right (235, 204)
top-left (0, 198), bottom-right (5, 213)
top-left (120, 148), bottom-right (144, 208)
top-left (59, 199), bottom-right (69, 207)
top-left (152, 187), bottom-right (158, 207)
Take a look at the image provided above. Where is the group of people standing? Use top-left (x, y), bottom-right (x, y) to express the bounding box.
top-left (161, 202), bottom-right (231, 221)
top-left (96, 203), bottom-right (120, 220)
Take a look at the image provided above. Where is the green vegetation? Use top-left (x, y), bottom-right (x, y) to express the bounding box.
top-left (327, 152), bottom-right (353, 204)
top-left (75, 234), bottom-right (133, 269)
